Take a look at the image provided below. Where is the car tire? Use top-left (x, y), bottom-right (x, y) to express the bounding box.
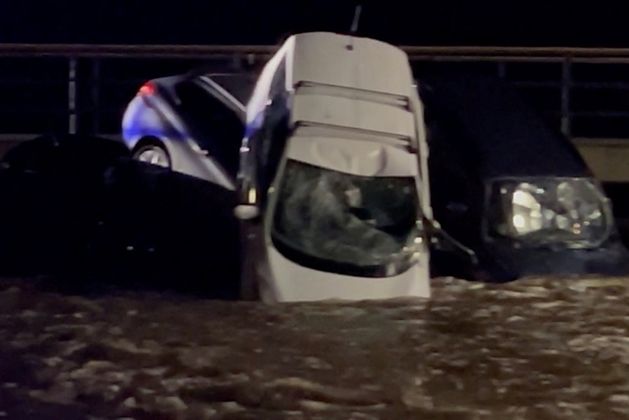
top-left (133, 143), bottom-right (171, 169)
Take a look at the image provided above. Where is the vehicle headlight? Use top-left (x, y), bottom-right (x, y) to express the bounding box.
top-left (487, 177), bottom-right (611, 248)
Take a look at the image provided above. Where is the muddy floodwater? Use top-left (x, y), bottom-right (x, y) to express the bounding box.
top-left (1, 276), bottom-right (629, 419)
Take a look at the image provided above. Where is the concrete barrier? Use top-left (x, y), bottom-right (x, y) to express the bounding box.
top-left (574, 138), bottom-right (629, 182)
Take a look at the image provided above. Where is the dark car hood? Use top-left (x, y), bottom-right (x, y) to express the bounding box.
top-left (420, 75), bottom-right (629, 281)
top-left (419, 74), bottom-right (589, 179)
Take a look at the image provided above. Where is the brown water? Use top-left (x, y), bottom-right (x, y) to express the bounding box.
top-left (1, 276), bottom-right (629, 419)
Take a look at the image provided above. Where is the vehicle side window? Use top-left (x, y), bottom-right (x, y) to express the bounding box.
top-left (175, 80), bottom-right (244, 178)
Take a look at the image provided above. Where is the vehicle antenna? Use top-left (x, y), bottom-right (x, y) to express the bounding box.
top-left (347, 4), bottom-right (362, 50)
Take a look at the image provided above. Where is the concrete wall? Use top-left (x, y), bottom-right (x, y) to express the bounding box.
top-left (575, 138), bottom-right (629, 183)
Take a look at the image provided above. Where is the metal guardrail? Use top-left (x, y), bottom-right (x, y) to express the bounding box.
top-left (3, 44), bottom-right (629, 139)
top-left (6, 44), bottom-right (629, 61)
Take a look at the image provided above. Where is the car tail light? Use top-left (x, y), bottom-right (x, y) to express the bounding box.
top-left (138, 82), bottom-right (156, 96)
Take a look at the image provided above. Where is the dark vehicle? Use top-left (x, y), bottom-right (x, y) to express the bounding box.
top-left (0, 134), bottom-right (241, 298)
top-left (420, 75), bottom-right (629, 281)
top-left (122, 71), bottom-right (256, 190)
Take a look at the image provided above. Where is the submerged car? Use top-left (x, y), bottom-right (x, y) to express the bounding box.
top-left (122, 71), bottom-right (256, 190)
top-left (421, 74), bottom-right (629, 281)
top-left (234, 32), bottom-right (440, 303)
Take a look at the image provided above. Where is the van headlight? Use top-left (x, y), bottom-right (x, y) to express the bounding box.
top-left (487, 177), bottom-right (612, 248)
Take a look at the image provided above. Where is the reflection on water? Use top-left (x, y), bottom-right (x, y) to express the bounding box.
top-left (1, 276), bottom-right (628, 419)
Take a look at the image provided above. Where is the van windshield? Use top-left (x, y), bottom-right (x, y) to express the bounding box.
top-left (271, 160), bottom-right (423, 277)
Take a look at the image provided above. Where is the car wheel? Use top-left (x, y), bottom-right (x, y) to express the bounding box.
top-left (133, 143), bottom-right (171, 168)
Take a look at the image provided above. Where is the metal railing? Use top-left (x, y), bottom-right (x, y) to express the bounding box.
top-left (3, 44), bottom-right (629, 140)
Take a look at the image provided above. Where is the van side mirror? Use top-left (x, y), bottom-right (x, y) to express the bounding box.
top-left (234, 204), bottom-right (260, 221)
top-left (426, 218), bottom-right (478, 266)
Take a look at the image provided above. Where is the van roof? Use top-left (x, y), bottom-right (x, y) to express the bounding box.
top-left (288, 32), bottom-right (412, 97)
top-left (247, 32), bottom-right (416, 126)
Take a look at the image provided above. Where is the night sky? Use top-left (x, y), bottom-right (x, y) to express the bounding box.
top-left (1, 1), bottom-right (629, 47)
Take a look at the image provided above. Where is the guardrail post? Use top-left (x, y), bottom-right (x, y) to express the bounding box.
top-left (91, 59), bottom-right (100, 135)
top-left (231, 53), bottom-right (242, 72)
top-left (561, 58), bottom-right (572, 138)
top-left (68, 57), bottom-right (78, 134)
top-left (497, 61), bottom-right (507, 79)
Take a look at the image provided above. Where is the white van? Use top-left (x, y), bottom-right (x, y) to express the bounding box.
top-left (235, 32), bottom-right (433, 302)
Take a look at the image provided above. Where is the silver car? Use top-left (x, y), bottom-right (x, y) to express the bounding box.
top-left (122, 72), bottom-right (256, 190)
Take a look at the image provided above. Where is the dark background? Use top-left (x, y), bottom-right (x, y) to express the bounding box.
top-left (3, 1), bottom-right (629, 138)
top-left (1, 1), bottom-right (628, 47)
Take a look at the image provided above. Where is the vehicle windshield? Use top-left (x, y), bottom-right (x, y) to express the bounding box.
top-left (271, 160), bottom-right (422, 277)
top-left (486, 177), bottom-right (612, 248)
